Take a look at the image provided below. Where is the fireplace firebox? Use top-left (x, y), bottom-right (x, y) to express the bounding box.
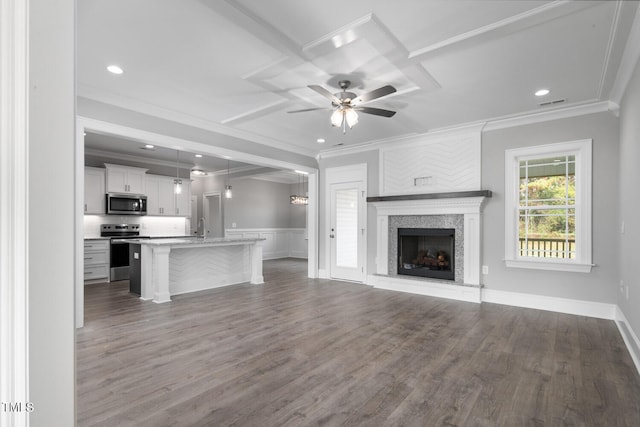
top-left (397, 228), bottom-right (455, 280)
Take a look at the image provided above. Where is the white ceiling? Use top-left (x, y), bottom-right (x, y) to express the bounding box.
top-left (77, 0), bottom-right (638, 161)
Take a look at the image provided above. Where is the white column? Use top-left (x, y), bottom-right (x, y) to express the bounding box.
top-left (0, 0), bottom-right (29, 423)
top-left (152, 246), bottom-right (172, 303)
top-left (250, 241), bottom-right (264, 284)
top-left (140, 245), bottom-right (154, 300)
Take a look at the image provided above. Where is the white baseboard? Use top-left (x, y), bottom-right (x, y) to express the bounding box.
top-left (615, 307), bottom-right (640, 376)
top-left (367, 275), bottom-right (481, 303)
top-left (481, 288), bottom-right (617, 320)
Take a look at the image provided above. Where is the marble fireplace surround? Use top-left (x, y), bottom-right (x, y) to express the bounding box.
top-left (368, 191), bottom-right (491, 303)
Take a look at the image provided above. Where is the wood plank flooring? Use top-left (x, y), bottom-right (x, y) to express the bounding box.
top-left (77, 259), bottom-right (640, 426)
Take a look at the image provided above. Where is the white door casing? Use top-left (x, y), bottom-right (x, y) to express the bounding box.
top-left (325, 164), bottom-right (367, 283)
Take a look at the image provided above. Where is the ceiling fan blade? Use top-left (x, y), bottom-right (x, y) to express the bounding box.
top-left (351, 85), bottom-right (397, 106)
top-left (354, 106), bottom-right (396, 117)
top-left (308, 85), bottom-right (342, 105)
top-left (287, 107), bottom-right (331, 113)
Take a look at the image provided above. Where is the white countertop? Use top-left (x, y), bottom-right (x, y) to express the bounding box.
top-left (133, 236), bottom-right (265, 248)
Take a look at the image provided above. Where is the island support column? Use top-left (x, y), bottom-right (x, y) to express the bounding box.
top-left (152, 246), bottom-right (172, 303)
top-left (250, 241), bottom-right (264, 284)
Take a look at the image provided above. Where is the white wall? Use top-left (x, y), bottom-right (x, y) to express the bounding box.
top-left (83, 215), bottom-right (189, 238)
top-left (482, 112), bottom-right (620, 303)
top-left (29, 0), bottom-right (76, 424)
top-left (618, 56), bottom-right (640, 342)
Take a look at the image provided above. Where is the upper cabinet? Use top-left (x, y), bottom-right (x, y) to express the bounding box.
top-left (145, 174), bottom-right (176, 216)
top-left (175, 182), bottom-right (191, 217)
top-left (145, 174), bottom-right (191, 217)
top-left (84, 167), bottom-right (105, 214)
top-left (105, 164), bottom-right (147, 194)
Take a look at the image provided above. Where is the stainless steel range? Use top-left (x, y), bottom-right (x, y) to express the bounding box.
top-left (101, 224), bottom-right (148, 281)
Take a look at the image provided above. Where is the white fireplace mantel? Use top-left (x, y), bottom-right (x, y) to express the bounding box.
top-left (369, 193), bottom-right (489, 302)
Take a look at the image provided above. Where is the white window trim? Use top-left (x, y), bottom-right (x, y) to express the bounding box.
top-left (504, 139), bottom-right (593, 273)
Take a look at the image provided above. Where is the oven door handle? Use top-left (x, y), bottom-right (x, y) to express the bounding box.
top-left (111, 239), bottom-right (137, 244)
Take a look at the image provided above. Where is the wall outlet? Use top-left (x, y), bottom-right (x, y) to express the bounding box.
top-left (620, 280), bottom-right (625, 293)
top-left (482, 265), bottom-right (489, 275)
top-left (232, 222), bottom-right (237, 228)
top-left (621, 221), bottom-right (625, 234)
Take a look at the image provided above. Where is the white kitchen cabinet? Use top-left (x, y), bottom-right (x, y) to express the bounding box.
top-left (105, 163), bottom-right (147, 194)
top-left (84, 239), bottom-right (110, 282)
top-left (84, 167), bottom-right (105, 214)
top-left (175, 181), bottom-right (191, 217)
top-left (145, 174), bottom-right (176, 216)
top-left (145, 174), bottom-right (191, 217)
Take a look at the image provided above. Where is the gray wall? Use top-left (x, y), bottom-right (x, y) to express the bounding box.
top-left (191, 176), bottom-right (306, 230)
top-left (29, 0), bottom-right (76, 424)
top-left (618, 57), bottom-right (640, 338)
top-left (481, 112), bottom-right (620, 303)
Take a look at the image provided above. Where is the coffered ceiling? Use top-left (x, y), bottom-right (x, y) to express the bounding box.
top-left (77, 0), bottom-right (639, 160)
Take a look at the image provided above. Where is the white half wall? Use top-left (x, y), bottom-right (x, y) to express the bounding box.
top-left (225, 228), bottom-right (308, 260)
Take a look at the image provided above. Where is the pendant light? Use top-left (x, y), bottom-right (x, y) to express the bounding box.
top-left (224, 159), bottom-right (232, 199)
top-left (174, 149), bottom-right (182, 194)
top-left (290, 172), bottom-right (308, 205)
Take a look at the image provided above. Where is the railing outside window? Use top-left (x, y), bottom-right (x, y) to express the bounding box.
top-left (518, 237), bottom-right (575, 259)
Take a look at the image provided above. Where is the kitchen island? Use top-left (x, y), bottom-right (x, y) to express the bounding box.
top-left (135, 237), bottom-right (265, 303)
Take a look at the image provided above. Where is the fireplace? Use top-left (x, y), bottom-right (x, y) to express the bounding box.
top-left (398, 228), bottom-right (455, 280)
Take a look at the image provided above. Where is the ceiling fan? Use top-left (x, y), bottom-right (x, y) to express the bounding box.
top-left (288, 80), bottom-right (397, 133)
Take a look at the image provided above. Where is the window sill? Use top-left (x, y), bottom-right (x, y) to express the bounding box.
top-left (505, 259), bottom-right (593, 273)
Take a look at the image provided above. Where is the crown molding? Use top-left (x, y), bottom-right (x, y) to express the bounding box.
top-left (609, 2), bottom-right (640, 105)
top-left (482, 100), bottom-right (616, 132)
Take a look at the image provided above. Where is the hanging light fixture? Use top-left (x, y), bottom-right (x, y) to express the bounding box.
top-left (290, 172), bottom-right (308, 205)
top-left (174, 150), bottom-right (182, 194)
top-left (224, 159), bottom-right (233, 199)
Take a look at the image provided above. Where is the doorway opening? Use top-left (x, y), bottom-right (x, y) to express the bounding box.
top-left (202, 191), bottom-right (223, 238)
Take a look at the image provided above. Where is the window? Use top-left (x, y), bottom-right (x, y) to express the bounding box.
top-left (504, 139), bottom-right (592, 272)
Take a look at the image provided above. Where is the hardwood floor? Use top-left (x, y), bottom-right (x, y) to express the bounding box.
top-left (77, 259), bottom-right (640, 426)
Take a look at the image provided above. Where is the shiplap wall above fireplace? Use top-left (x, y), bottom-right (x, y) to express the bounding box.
top-left (379, 125), bottom-right (483, 196)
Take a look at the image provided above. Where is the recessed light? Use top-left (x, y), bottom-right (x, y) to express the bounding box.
top-left (195, 154), bottom-right (203, 158)
top-left (107, 65), bottom-right (124, 75)
top-left (144, 144), bottom-right (155, 149)
top-left (191, 169), bottom-right (207, 176)
top-left (223, 155), bottom-right (232, 160)
top-left (316, 138), bottom-right (326, 144)
top-left (294, 170), bottom-right (309, 175)
top-left (535, 89), bottom-right (550, 97)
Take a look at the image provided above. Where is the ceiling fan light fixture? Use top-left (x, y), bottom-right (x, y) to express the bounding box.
top-left (345, 108), bottom-right (358, 127)
top-left (330, 109), bottom-right (344, 127)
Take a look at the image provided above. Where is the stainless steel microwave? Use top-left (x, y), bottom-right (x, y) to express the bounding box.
top-left (106, 193), bottom-right (147, 215)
